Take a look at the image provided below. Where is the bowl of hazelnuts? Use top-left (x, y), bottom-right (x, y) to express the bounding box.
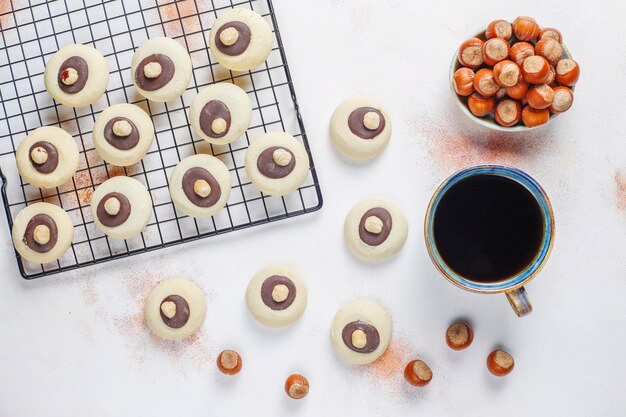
top-left (450, 17), bottom-right (579, 131)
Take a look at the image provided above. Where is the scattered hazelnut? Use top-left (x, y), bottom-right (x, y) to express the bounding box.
top-left (143, 61), bottom-right (162, 79)
top-left (467, 93), bottom-right (495, 117)
top-left (512, 16), bottom-right (540, 41)
top-left (211, 117), bottom-right (227, 135)
top-left (33, 224), bottom-right (51, 245)
top-left (104, 197), bottom-right (121, 216)
top-left (540, 27), bottom-right (562, 44)
top-left (505, 79), bottom-right (529, 100)
top-left (487, 349), bottom-right (515, 376)
top-left (452, 67), bottom-right (475, 96)
top-left (351, 329), bottom-right (368, 349)
top-left (364, 215), bottom-right (383, 234)
top-left (30, 147), bottom-right (49, 165)
top-left (555, 59), bottom-right (580, 86)
top-left (112, 120), bottom-right (132, 137)
top-left (363, 111), bottom-right (381, 130)
top-left (219, 27), bottom-right (240, 46)
top-left (485, 19), bottom-right (512, 41)
top-left (510, 42), bottom-right (535, 66)
top-left (271, 284), bottom-right (289, 303)
top-left (160, 300), bottom-right (177, 319)
top-left (61, 67), bottom-right (79, 85)
top-left (272, 148), bottom-right (292, 167)
top-left (535, 37), bottom-right (563, 66)
top-left (492, 60), bottom-right (521, 88)
top-left (473, 68), bottom-right (500, 97)
top-left (458, 38), bottom-right (484, 69)
top-left (445, 320), bottom-right (474, 350)
top-left (527, 84), bottom-right (555, 110)
top-left (482, 37), bottom-right (510, 67)
top-left (193, 179), bottom-right (212, 198)
top-left (549, 86), bottom-right (574, 113)
top-left (217, 349), bottom-right (242, 375)
top-left (521, 106), bottom-right (550, 127)
top-left (285, 374), bottom-right (309, 400)
top-left (521, 55), bottom-right (550, 84)
top-left (404, 359), bottom-right (433, 387)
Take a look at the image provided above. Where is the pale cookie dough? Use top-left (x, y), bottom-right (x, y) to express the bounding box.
top-left (12, 202), bottom-right (74, 264)
top-left (16, 126), bottom-right (79, 189)
top-left (44, 44), bottom-right (109, 107)
top-left (90, 176), bottom-right (152, 239)
top-left (344, 197), bottom-right (408, 260)
top-left (92, 104), bottom-right (155, 166)
top-left (330, 97), bottom-right (392, 161)
top-left (246, 265), bottom-right (307, 327)
top-left (145, 278), bottom-right (207, 341)
top-left (189, 83), bottom-right (252, 145)
top-left (208, 8), bottom-right (273, 71)
top-left (244, 132), bottom-right (310, 196)
top-left (169, 154), bottom-right (231, 218)
top-left (130, 37), bottom-right (192, 102)
top-left (330, 300), bottom-right (392, 365)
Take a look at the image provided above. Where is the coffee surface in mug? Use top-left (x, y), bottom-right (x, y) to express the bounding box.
top-left (433, 174), bottom-right (544, 283)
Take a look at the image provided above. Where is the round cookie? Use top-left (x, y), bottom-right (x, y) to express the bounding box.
top-left (330, 300), bottom-right (392, 365)
top-left (144, 278), bottom-right (207, 341)
top-left (344, 198), bottom-right (408, 260)
top-left (189, 83), bottom-right (252, 145)
top-left (16, 126), bottom-right (79, 189)
top-left (92, 104), bottom-right (155, 166)
top-left (208, 8), bottom-right (273, 71)
top-left (246, 265), bottom-right (307, 328)
top-left (130, 37), bottom-right (192, 102)
top-left (244, 132), bottom-right (310, 196)
top-left (44, 44), bottom-right (109, 107)
top-left (90, 176), bottom-right (152, 239)
top-left (12, 202), bottom-right (74, 264)
top-left (169, 154), bottom-right (231, 218)
top-left (330, 97), bottom-right (392, 161)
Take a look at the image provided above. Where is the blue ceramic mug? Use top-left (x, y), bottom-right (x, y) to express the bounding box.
top-left (424, 165), bottom-right (555, 317)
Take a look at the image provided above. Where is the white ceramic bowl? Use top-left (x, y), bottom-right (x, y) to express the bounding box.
top-left (450, 28), bottom-right (575, 131)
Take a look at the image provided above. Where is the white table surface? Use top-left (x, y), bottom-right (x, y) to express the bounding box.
top-left (2, 1), bottom-right (626, 416)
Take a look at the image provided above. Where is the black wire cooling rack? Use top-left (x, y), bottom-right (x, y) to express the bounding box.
top-left (0, 0), bottom-right (323, 279)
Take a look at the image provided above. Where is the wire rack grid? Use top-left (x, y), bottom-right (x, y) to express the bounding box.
top-left (0, 0), bottom-right (323, 279)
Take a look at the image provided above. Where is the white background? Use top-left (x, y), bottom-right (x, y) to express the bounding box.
top-left (2, 0), bottom-right (626, 416)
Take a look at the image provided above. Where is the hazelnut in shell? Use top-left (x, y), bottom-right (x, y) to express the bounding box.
top-left (285, 374), bottom-right (309, 400)
top-left (521, 106), bottom-right (550, 127)
top-left (540, 27), bottom-right (562, 43)
top-left (556, 59), bottom-right (580, 86)
top-left (549, 86), bottom-right (574, 113)
top-left (505, 79), bottom-right (529, 100)
top-left (453, 67), bottom-right (475, 96)
top-left (485, 19), bottom-right (513, 40)
top-left (535, 37), bottom-right (563, 66)
top-left (492, 60), bottom-right (521, 88)
top-left (521, 55), bottom-right (550, 84)
top-left (445, 321), bottom-right (474, 350)
top-left (510, 42), bottom-right (535, 66)
top-left (494, 99), bottom-right (522, 127)
top-left (512, 16), bottom-right (540, 41)
top-left (458, 38), bottom-right (485, 69)
top-left (473, 68), bottom-right (500, 97)
top-left (482, 37), bottom-right (510, 67)
top-left (217, 350), bottom-right (242, 375)
top-left (467, 93), bottom-right (495, 117)
top-left (404, 360), bottom-right (433, 387)
top-left (527, 84), bottom-right (555, 110)
top-left (487, 349), bottom-right (515, 377)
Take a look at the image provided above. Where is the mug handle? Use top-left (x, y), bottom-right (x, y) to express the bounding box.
top-left (505, 286), bottom-right (533, 317)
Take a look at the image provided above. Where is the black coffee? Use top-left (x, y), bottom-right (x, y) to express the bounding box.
top-left (433, 174), bottom-right (544, 283)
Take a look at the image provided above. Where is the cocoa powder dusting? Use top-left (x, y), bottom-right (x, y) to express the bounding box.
top-left (360, 335), bottom-right (411, 396)
top-left (616, 171), bottom-right (626, 211)
top-left (159, 0), bottom-right (201, 48)
top-left (0, 0), bottom-right (16, 29)
top-left (413, 115), bottom-right (551, 174)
